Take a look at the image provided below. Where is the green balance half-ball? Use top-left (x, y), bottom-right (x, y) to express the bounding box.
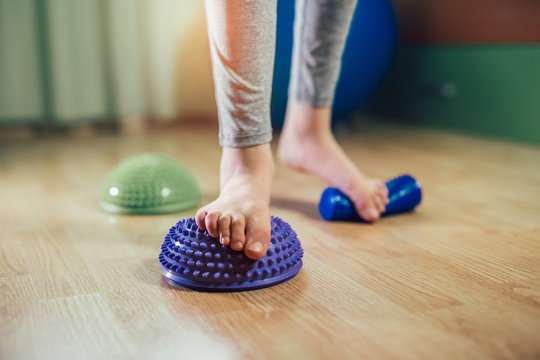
top-left (99, 153), bottom-right (201, 215)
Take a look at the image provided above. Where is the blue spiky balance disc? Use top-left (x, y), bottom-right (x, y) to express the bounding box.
top-left (159, 217), bottom-right (304, 292)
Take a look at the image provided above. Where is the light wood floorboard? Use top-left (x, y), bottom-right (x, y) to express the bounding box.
top-left (1, 122), bottom-right (539, 359)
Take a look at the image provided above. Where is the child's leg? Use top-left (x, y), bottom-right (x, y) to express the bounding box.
top-left (196, 0), bottom-right (277, 259)
top-left (279, 0), bottom-right (389, 222)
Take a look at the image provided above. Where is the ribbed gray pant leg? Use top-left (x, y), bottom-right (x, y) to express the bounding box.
top-left (289, 0), bottom-right (358, 107)
top-left (204, 0), bottom-right (277, 148)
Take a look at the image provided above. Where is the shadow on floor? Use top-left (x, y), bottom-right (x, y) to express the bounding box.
top-left (271, 197), bottom-right (320, 221)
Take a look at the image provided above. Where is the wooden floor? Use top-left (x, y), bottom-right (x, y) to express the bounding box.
top-left (1, 121), bottom-right (539, 360)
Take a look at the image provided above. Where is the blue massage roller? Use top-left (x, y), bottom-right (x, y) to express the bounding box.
top-left (319, 174), bottom-right (422, 221)
top-left (159, 216), bottom-right (303, 292)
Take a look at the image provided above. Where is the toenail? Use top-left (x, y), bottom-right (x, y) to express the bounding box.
top-left (369, 208), bottom-right (378, 218)
top-left (222, 236), bottom-right (230, 245)
top-left (247, 242), bottom-right (263, 253)
top-left (232, 241), bottom-right (243, 250)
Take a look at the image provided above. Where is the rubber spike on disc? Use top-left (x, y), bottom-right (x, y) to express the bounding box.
top-left (159, 217), bottom-right (303, 292)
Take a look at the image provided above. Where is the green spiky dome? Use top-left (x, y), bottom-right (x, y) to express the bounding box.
top-left (99, 153), bottom-right (200, 215)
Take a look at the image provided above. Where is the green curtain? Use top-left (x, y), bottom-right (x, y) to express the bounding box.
top-left (0, 0), bottom-right (201, 125)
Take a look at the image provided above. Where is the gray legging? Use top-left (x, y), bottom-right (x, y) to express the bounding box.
top-left (204, 0), bottom-right (358, 147)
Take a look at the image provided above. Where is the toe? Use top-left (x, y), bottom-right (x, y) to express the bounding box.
top-left (374, 197), bottom-right (386, 214)
top-left (218, 213), bottom-right (232, 245)
top-left (380, 192), bottom-right (389, 206)
top-left (195, 209), bottom-right (207, 230)
top-left (244, 218), bottom-right (271, 260)
top-left (230, 215), bottom-right (246, 251)
top-left (379, 183), bottom-right (389, 204)
top-left (205, 211), bottom-right (221, 237)
top-left (367, 208), bottom-right (380, 222)
top-left (358, 204), bottom-right (380, 223)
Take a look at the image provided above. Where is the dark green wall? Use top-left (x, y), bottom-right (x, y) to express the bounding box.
top-left (364, 44), bottom-right (540, 145)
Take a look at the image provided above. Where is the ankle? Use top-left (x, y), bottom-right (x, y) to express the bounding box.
top-left (283, 100), bottom-right (332, 139)
top-left (220, 144), bottom-right (274, 189)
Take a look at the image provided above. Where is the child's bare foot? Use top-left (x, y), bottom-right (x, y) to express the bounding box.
top-left (195, 144), bottom-right (273, 259)
top-left (278, 100), bottom-right (388, 222)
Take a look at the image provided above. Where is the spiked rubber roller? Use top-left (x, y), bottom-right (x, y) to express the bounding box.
top-left (159, 217), bottom-right (303, 292)
top-left (319, 174), bottom-right (422, 221)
